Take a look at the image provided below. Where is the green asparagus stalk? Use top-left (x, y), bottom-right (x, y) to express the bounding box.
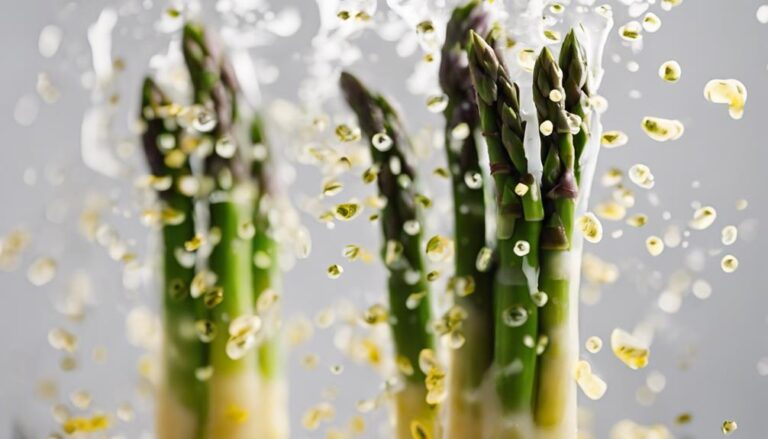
top-left (468, 30), bottom-right (545, 435)
top-left (559, 30), bottom-right (591, 183)
top-left (141, 78), bottom-right (208, 439)
top-left (438, 4), bottom-right (495, 436)
top-left (183, 23), bottom-right (262, 439)
top-left (339, 71), bottom-right (438, 439)
top-left (532, 44), bottom-right (583, 434)
top-left (249, 115), bottom-right (289, 437)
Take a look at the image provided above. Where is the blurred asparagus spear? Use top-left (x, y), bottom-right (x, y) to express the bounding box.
top-left (141, 78), bottom-right (208, 439)
top-left (438, 3), bottom-right (495, 436)
top-left (340, 71), bottom-right (438, 439)
top-left (182, 22), bottom-right (264, 439)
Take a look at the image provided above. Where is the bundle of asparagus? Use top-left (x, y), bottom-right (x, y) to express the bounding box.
top-left (140, 22), bottom-right (286, 439)
top-left (338, 2), bottom-right (599, 437)
top-left (468, 27), bottom-right (593, 437)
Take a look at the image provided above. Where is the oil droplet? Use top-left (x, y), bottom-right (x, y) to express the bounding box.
top-left (689, 206), bottom-right (717, 230)
top-left (611, 328), bottom-right (650, 370)
top-left (645, 236), bottom-right (664, 256)
top-left (721, 255), bottom-right (738, 273)
top-left (426, 94), bottom-right (448, 113)
top-left (721, 225), bottom-right (738, 245)
top-left (601, 130), bottom-right (628, 148)
top-left (586, 336), bottom-right (603, 353)
top-left (704, 79), bottom-right (747, 120)
top-left (628, 164), bottom-right (655, 189)
top-left (577, 213), bottom-right (603, 243)
top-left (502, 305), bottom-right (528, 327)
top-left (327, 264), bottom-right (343, 279)
top-left (372, 132), bottom-right (393, 151)
top-left (658, 61), bottom-right (681, 83)
top-left (721, 420), bottom-right (738, 435)
top-left (641, 117), bottom-right (684, 142)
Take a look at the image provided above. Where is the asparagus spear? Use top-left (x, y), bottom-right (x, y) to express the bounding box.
top-left (182, 23), bottom-right (262, 439)
top-left (532, 44), bottom-right (582, 433)
top-left (438, 4), bottom-right (494, 436)
top-left (141, 78), bottom-right (208, 439)
top-left (468, 30), bottom-right (545, 435)
top-left (249, 115), bottom-right (289, 437)
top-left (339, 72), bottom-right (437, 439)
top-left (558, 30), bottom-right (591, 183)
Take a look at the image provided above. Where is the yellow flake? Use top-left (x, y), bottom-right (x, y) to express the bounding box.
top-left (514, 182), bottom-right (529, 197)
top-left (611, 328), bottom-right (650, 370)
top-left (661, 0), bottom-right (684, 11)
top-left (362, 304), bottom-right (388, 325)
top-left (451, 123), bottom-right (470, 140)
top-left (327, 264), bottom-right (343, 279)
top-left (516, 48), bottom-right (536, 72)
top-left (335, 124), bottom-right (361, 142)
top-left (426, 94), bottom-right (448, 113)
top-left (601, 168), bottom-right (623, 187)
top-left (704, 79), bottom-right (747, 119)
top-left (184, 234), bottom-right (204, 252)
top-left (62, 413), bottom-right (111, 434)
top-left (628, 164), bottom-right (655, 189)
top-left (226, 404), bottom-right (249, 424)
top-left (48, 328), bottom-right (77, 353)
top-left (574, 360), bottom-right (607, 400)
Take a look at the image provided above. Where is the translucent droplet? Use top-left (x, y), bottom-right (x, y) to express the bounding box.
top-left (215, 136), bottom-right (236, 158)
top-left (327, 264), bottom-right (343, 279)
top-left (451, 123), bottom-right (470, 140)
top-left (531, 291), bottom-right (548, 307)
top-left (513, 240), bottom-right (530, 257)
top-left (335, 124), bottom-right (361, 142)
top-left (721, 225), bottom-right (738, 245)
top-left (586, 336), bottom-right (603, 354)
top-left (641, 117), bottom-right (685, 142)
top-left (464, 172), bottom-right (483, 189)
top-left (577, 213), bottom-right (603, 243)
top-left (645, 236), bottom-right (664, 256)
top-left (601, 130), bottom-right (628, 148)
top-left (517, 49), bottom-right (537, 72)
top-left (574, 360), bottom-right (607, 400)
top-left (689, 206), bottom-right (717, 230)
top-left (611, 328), bottom-right (650, 370)
top-left (403, 219), bottom-right (421, 236)
top-left (372, 132), bottom-right (393, 151)
top-left (658, 61), bottom-right (681, 83)
top-left (191, 106), bottom-right (217, 132)
top-left (595, 201), bottom-right (627, 221)
top-left (476, 247), bottom-right (493, 272)
top-left (425, 235), bottom-right (454, 262)
top-left (39, 25), bottom-right (63, 58)
top-left (333, 202), bottom-right (361, 221)
top-left (704, 79), bottom-right (747, 120)
top-left (758, 5), bottom-right (768, 23)
top-left (540, 120), bottom-right (554, 136)
top-left (28, 257), bottom-right (57, 286)
top-left (502, 305), bottom-right (528, 327)
top-left (626, 214), bottom-right (648, 228)
top-left (619, 21), bottom-right (643, 41)
top-left (643, 12), bottom-right (662, 32)
top-left (722, 420), bottom-right (738, 435)
top-left (426, 94), bottom-right (448, 113)
top-left (721, 255), bottom-right (738, 273)
top-left (628, 164), bottom-right (655, 189)
top-left (362, 304), bottom-right (388, 325)
top-left (195, 319), bottom-right (217, 343)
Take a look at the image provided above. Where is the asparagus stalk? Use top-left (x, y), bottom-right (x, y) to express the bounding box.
top-left (532, 43), bottom-right (584, 435)
top-left (182, 23), bottom-right (262, 439)
top-left (249, 115), bottom-right (289, 438)
top-left (438, 4), bottom-right (495, 436)
top-left (340, 72), bottom-right (438, 439)
top-left (468, 30), bottom-right (545, 435)
top-left (141, 78), bottom-right (208, 439)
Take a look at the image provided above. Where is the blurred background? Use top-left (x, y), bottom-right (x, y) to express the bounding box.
top-left (1, 0), bottom-right (767, 437)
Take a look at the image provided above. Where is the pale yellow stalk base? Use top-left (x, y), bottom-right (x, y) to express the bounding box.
top-left (156, 386), bottom-right (199, 439)
top-left (206, 370), bottom-right (263, 439)
top-left (254, 378), bottom-right (289, 439)
top-left (393, 382), bottom-right (439, 439)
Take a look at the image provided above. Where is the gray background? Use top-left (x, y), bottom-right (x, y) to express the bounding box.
top-left (1, 0), bottom-right (767, 438)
